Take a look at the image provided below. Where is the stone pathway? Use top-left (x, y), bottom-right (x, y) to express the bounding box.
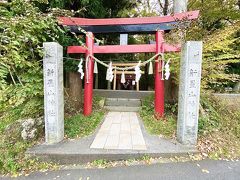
top-left (90, 112), bottom-right (147, 150)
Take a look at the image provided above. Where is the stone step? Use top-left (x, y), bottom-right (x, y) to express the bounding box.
top-left (94, 89), bottom-right (154, 99)
top-left (105, 98), bottom-right (141, 107)
top-left (104, 106), bottom-right (140, 112)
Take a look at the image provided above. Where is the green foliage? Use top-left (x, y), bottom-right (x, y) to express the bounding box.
top-left (189, 0), bottom-right (240, 32)
top-left (0, 1), bottom-right (50, 114)
top-left (186, 21), bottom-right (240, 91)
top-left (0, 0), bottom-right (75, 126)
top-left (201, 22), bottom-right (240, 91)
top-left (186, 0), bottom-right (240, 91)
top-left (44, 0), bottom-right (137, 18)
top-left (140, 94), bottom-right (177, 138)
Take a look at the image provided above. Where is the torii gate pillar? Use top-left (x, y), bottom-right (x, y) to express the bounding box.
top-left (84, 32), bottom-right (94, 116)
top-left (155, 30), bottom-right (165, 118)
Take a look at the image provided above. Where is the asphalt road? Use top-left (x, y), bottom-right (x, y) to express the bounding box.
top-left (1, 159), bottom-right (240, 180)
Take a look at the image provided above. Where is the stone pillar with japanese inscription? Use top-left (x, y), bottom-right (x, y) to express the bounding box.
top-left (43, 42), bottom-right (64, 144)
top-left (177, 41), bottom-right (203, 145)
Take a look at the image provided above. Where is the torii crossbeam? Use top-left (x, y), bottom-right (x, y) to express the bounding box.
top-left (59, 10), bottom-right (199, 34)
top-left (58, 10), bottom-right (199, 117)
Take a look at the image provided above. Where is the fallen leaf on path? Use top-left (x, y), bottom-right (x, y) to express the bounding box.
top-left (202, 169), bottom-right (210, 173)
top-left (202, 153), bottom-right (208, 157)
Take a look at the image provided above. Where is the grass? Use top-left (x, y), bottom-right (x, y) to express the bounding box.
top-left (140, 94), bottom-right (177, 138)
top-left (65, 95), bottom-right (105, 139)
top-left (91, 159), bottom-right (108, 168)
top-left (0, 140), bottom-right (59, 177)
top-left (65, 110), bottom-right (105, 138)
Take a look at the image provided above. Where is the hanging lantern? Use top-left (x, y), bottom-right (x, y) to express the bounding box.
top-left (106, 62), bottom-right (114, 82)
top-left (165, 59), bottom-right (170, 80)
top-left (148, 61), bottom-right (153, 75)
top-left (121, 71), bottom-right (126, 84)
top-left (78, 58), bottom-right (84, 79)
top-left (135, 61), bottom-right (141, 82)
top-left (94, 61), bottom-right (98, 74)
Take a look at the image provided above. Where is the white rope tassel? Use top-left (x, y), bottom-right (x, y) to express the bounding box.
top-left (85, 56), bottom-right (90, 83)
top-left (78, 58), bottom-right (84, 79)
top-left (148, 61), bottom-right (153, 75)
top-left (106, 62), bottom-right (114, 82)
top-left (121, 71), bottom-right (126, 84)
top-left (135, 61), bottom-right (141, 82)
top-left (165, 59), bottom-right (170, 80)
top-left (94, 61), bottom-right (98, 74)
top-left (161, 60), bottom-right (164, 80)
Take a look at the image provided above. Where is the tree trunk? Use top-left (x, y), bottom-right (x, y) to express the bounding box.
top-left (163, 0), bottom-right (169, 15)
top-left (68, 72), bottom-right (82, 110)
top-left (169, 0), bottom-right (188, 103)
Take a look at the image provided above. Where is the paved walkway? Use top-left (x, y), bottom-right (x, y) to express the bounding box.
top-left (90, 112), bottom-right (147, 150)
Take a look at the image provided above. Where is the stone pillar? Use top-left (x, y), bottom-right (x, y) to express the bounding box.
top-left (120, 34), bottom-right (128, 45)
top-left (177, 41), bottom-right (202, 145)
top-left (43, 42), bottom-right (64, 144)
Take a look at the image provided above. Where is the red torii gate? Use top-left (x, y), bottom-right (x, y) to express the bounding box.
top-left (58, 10), bottom-right (199, 117)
